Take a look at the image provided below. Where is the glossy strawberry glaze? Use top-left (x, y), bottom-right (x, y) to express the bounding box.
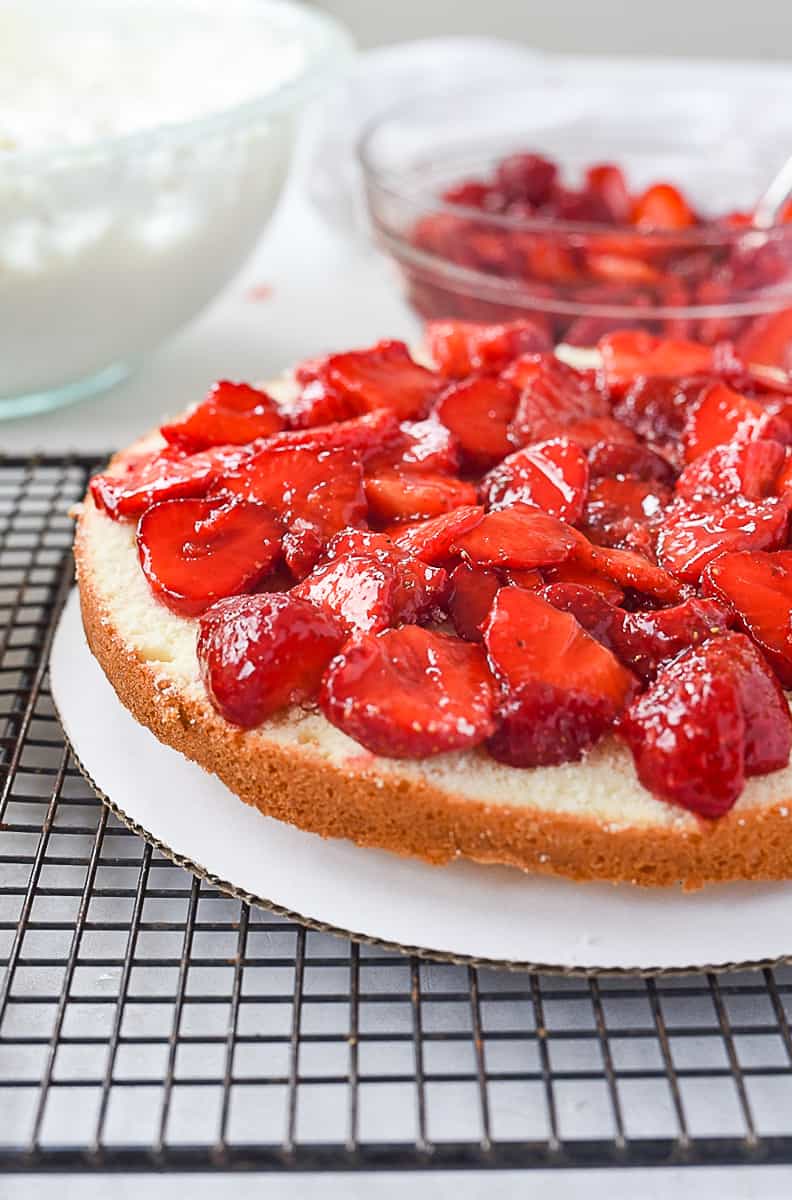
top-left (90, 325), bottom-right (792, 819)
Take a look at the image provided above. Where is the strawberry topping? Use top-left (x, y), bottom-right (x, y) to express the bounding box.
top-left (364, 469), bottom-right (478, 523)
top-left (506, 354), bottom-right (609, 446)
top-left (319, 626), bottom-right (496, 758)
top-left (703, 550), bottom-right (792, 686)
top-left (682, 381), bottom-right (792, 463)
top-left (91, 444), bottom-right (251, 521)
top-left (676, 438), bottom-right (787, 501)
top-left (598, 331), bottom-right (740, 398)
top-left (296, 340), bottom-right (443, 422)
top-left (656, 495), bottom-right (791, 582)
top-left (160, 381), bottom-right (284, 450)
top-left (480, 438), bottom-right (589, 524)
top-left (447, 561), bottom-right (501, 642)
top-left (434, 376), bottom-right (519, 469)
top-left (452, 507), bottom-right (581, 570)
top-left (137, 498), bottom-right (281, 617)
top-left (391, 505), bottom-right (485, 564)
top-left (198, 593), bottom-right (345, 727)
top-left (426, 318), bottom-right (551, 378)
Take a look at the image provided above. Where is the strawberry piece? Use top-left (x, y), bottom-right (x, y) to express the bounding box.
top-left (452, 508), bottom-right (581, 570)
top-left (320, 627), bottom-right (496, 758)
top-left (296, 340), bottom-right (443, 422)
top-left (656, 495), bottom-right (791, 582)
top-left (588, 441), bottom-right (676, 484)
top-left (495, 153), bottom-right (558, 204)
top-left (599, 331), bottom-right (740, 398)
top-left (426, 319), bottom-right (551, 379)
top-left (632, 183), bottom-right (696, 231)
top-left (291, 554), bottom-right (399, 635)
top-left (480, 438), bottom-right (589, 524)
top-left (578, 542), bottom-right (683, 603)
top-left (484, 588), bottom-right (637, 767)
top-left (506, 355), bottom-right (609, 446)
top-left (539, 583), bottom-right (625, 656)
top-left (613, 375), bottom-right (708, 462)
top-left (364, 415), bottom-right (460, 475)
top-left (160, 381), bottom-right (284, 451)
top-left (447, 562), bottom-right (500, 642)
top-left (584, 163), bottom-right (631, 224)
top-left (562, 416), bottom-right (639, 450)
top-left (287, 378), bottom-right (360, 428)
top-left (434, 376), bottom-right (519, 469)
top-left (211, 444), bottom-right (366, 577)
top-left (501, 567), bottom-right (543, 589)
top-left (703, 550), bottom-right (792, 686)
top-left (585, 252), bottom-right (660, 285)
top-left (584, 477), bottom-right (671, 546)
top-left (365, 469), bottom-right (478, 523)
top-left (264, 409), bottom-right (402, 462)
top-left (90, 444), bottom-right (251, 521)
top-left (197, 593), bottom-right (344, 728)
top-left (676, 438), bottom-right (786, 501)
top-left (542, 562), bottom-right (624, 604)
top-left (737, 308), bottom-right (792, 374)
top-left (137, 498), bottom-right (281, 617)
top-left (682, 382), bottom-right (792, 463)
top-left (391, 505), bottom-right (485, 564)
top-left (618, 597), bottom-right (733, 682)
top-left (620, 633), bottom-right (791, 817)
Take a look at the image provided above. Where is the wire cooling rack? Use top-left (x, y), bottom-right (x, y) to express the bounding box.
top-left (4, 453), bottom-right (792, 1175)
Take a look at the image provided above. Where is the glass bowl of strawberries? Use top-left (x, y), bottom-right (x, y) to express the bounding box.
top-left (359, 80), bottom-right (792, 377)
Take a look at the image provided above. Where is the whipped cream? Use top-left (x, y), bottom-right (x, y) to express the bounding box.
top-left (0, 0), bottom-right (307, 154)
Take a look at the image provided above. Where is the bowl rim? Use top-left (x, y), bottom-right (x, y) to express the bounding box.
top-left (3, 0), bottom-right (354, 170)
top-left (357, 87), bottom-right (792, 245)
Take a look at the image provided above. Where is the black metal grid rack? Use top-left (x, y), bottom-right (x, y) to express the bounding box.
top-left (4, 452), bottom-right (792, 1175)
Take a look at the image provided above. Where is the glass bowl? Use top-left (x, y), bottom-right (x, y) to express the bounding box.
top-left (0, 0), bottom-right (352, 419)
top-left (359, 78), bottom-right (792, 369)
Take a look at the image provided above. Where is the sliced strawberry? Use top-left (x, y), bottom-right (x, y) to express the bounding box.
top-left (501, 567), bottom-right (544, 589)
top-left (452, 507), bottom-right (581, 570)
top-left (480, 438), bottom-right (589, 524)
top-left (364, 415), bottom-right (460, 475)
top-left (539, 583), bottom-right (625, 656)
top-left (577, 542), bottom-right (683, 603)
top-left (542, 561), bottom-right (624, 604)
top-left (364, 469), bottom-right (477, 523)
top-left (618, 596), bottom-right (733, 681)
top-left (211, 444), bottom-right (366, 577)
top-left (312, 532), bottom-right (448, 626)
top-left (291, 554), bottom-right (399, 635)
top-left (447, 562), bottom-right (501, 642)
top-left (656, 495), bottom-right (791, 582)
top-left (434, 376), bottom-right (519, 469)
top-left (676, 438), bottom-right (786, 500)
top-left (682, 382), bottom-right (792, 463)
top-left (160, 381), bottom-right (284, 451)
top-left (584, 163), bottom-right (631, 224)
top-left (613, 375), bottom-right (708, 462)
top-left (297, 340), bottom-right (443, 422)
top-left (287, 377), bottom-right (360, 428)
top-left (90, 444), bottom-right (251, 521)
top-left (391, 505), bottom-right (485, 564)
top-left (588, 441), bottom-right (676, 485)
top-left (703, 550), bottom-right (792, 686)
top-left (584, 477), bottom-right (671, 547)
top-left (506, 355), bottom-right (609, 446)
top-left (319, 626), bottom-right (496, 758)
top-left (264, 409), bottom-right (401, 462)
top-left (737, 308), bottom-right (792, 374)
top-left (484, 587), bottom-right (637, 767)
top-left (495, 153), bottom-right (558, 204)
top-left (620, 633), bottom-right (791, 817)
top-left (197, 593), bottom-right (344, 728)
top-left (137, 498), bottom-right (281, 617)
top-left (598, 331), bottom-right (740, 398)
top-left (632, 183), bottom-right (696, 231)
top-left (426, 318), bottom-right (551, 379)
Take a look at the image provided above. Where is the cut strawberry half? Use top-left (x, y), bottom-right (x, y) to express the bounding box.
top-left (319, 626), bottom-right (496, 758)
top-left (90, 444), bottom-right (251, 521)
top-left (632, 183), bottom-right (696, 231)
top-left (598, 331), bottom-right (740, 398)
top-left (263, 409), bottom-right (401, 462)
top-left (364, 469), bottom-right (478, 523)
top-left (618, 596), bottom-right (733, 682)
top-left (137, 498), bottom-right (281, 617)
top-left (612, 375), bottom-right (708, 461)
top-left (483, 587), bottom-right (637, 767)
top-left (656, 495), bottom-right (791, 582)
top-left (426, 318), bottom-right (551, 378)
top-left (480, 438), bottom-right (589, 524)
top-left (452, 507), bottom-right (582, 570)
top-left (364, 415), bottom-right (460, 475)
top-left (587, 441), bottom-right (676, 484)
top-left (542, 561), bottom-right (624, 604)
top-left (620, 633), bottom-right (791, 817)
top-left (506, 355), bottom-right (609, 446)
top-left (583, 477), bottom-right (671, 547)
top-left (297, 340), bottom-right (443, 422)
top-left (211, 444), bottom-right (366, 576)
top-left (676, 438), bottom-right (787, 500)
top-left (584, 163), bottom-right (631, 224)
top-left (160, 381), bottom-right (284, 451)
top-left (447, 561), bottom-right (501, 642)
top-left (682, 382), bottom-right (792, 463)
top-left (577, 541), bottom-right (682, 603)
top-left (737, 307), bottom-right (792, 374)
top-left (197, 592), bottom-right (344, 728)
top-left (702, 550), bottom-right (792, 686)
top-left (291, 554), bottom-right (400, 635)
top-left (391, 505), bottom-right (485, 564)
top-left (434, 376), bottom-right (519, 470)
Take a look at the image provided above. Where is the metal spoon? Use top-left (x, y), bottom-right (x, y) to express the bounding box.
top-left (753, 154), bottom-right (792, 228)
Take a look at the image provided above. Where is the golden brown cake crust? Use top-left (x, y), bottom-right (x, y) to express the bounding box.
top-left (73, 500), bottom-right (792, 890)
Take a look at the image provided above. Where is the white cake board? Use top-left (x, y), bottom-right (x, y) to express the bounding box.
top-left (51, 588), bottom-right (792, 974)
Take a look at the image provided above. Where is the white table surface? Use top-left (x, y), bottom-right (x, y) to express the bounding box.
top-left (5, 181), bottom-right (791, 1200)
